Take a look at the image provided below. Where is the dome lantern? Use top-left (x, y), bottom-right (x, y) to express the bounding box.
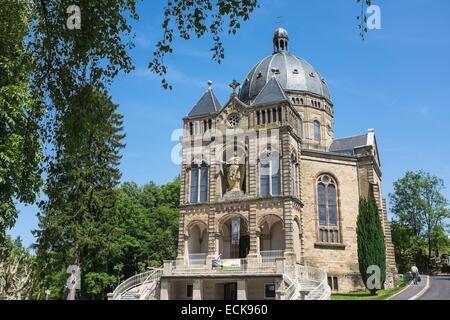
top-left (273, 27), bottom-right (289, 53)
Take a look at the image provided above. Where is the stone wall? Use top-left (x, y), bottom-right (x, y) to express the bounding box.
top-left (300, 151), bottom-right (361, 292)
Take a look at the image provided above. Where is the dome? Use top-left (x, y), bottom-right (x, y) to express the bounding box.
top-left (239, 29), bottom-right (331, 103)
top-left (274, 27), bottom-right (289, 40)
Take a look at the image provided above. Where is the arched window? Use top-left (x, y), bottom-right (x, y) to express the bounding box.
top-left (260, 150), bottom-right (281, 198)
top-left (297, 116), bottom-right (303, 138)
top-left (190, 162), bottom-right (208, 204)
top-left (190, 164), bottom-right (199, 203)
top-left (200, 162), bottom-right (208, 202)
top-left (314, 120), bottom-right (321, 142)
top-left (291, 159), bottom-right (299, 198)
top-left (317, 174), bottom-right (340, 243)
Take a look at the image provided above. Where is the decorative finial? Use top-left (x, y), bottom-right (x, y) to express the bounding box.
top-left (229, 80), bottom-right (240, 95)
top-left (207, 80), bottom-right (213, 90)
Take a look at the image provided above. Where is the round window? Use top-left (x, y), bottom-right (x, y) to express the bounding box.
top-left (227, 113), bottom-right (241, 127)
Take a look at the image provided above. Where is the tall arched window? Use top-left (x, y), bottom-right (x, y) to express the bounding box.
top-left (317, 174), bottom-right (340, 243)
top-left (314, 120), bottom-right (321, 142)
top-left (297, 116), bottom-right (303, 138)
top-left (190, 162), bottom-right (208, 204)
top-left (200, 162), bottom-right (208, 203)
top-left (190, 164), bottom-right (199, 203)
top-left (260, 151), bottom-right (281, 198)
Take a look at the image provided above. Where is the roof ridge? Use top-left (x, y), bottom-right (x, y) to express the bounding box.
top-left (333, 133), bottom-right (368, 141)
top-left (251, 76), bottom-right (288, 106)
top-left (187, 88), bottom-right (222, 117)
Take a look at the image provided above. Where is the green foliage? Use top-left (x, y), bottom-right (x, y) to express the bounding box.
top-left (0, 236), bottom-right (34, 299)
top-left (357, 197), bottom-right (386, 295)
top-left (149, 0), bottom-right (259, 89)
top-left (0, 0), bottom-right (44, 238)
top-left (389, 171), bottom-right (450, 272)
top-left (33, 178), bottom-right (180, 299)
top-left (84, 272), bottom-right (117, 296)
top-left (34, 91), bottom-right (126, 300)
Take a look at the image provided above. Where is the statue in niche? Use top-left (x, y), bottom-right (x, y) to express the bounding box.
top-left (222, 157), bottom-right (245, 194)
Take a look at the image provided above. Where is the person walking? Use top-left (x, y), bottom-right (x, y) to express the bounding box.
top-left (411, 265), bottom-right (419, 285)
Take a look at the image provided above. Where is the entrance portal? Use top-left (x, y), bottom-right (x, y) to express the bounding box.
top-left (219, 216), bottom-right (250, 259)
top-left (224, 283), bottom-right (237, 300)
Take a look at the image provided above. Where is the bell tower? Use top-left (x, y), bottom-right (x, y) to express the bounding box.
top-left (273, 27), bottom-right (289, 53)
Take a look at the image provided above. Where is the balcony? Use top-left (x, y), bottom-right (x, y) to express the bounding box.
top-left (163, 250), bottom-right (285, 277)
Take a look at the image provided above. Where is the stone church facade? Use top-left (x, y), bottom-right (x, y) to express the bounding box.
top-left (161, 28), bottom-right (397, 299)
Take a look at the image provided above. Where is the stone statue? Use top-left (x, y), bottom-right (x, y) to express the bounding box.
top-left (227, 164), bottom-right (242, 192)
top-left (223, 157), bottom-right (245, 193)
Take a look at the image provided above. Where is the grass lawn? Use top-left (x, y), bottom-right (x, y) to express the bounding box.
top-left (331, 282), bottom-right (408, 300)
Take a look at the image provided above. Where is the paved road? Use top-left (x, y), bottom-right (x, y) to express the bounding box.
top-left (390, 276), bottom-right (428, 300)
top-left (418, 275), bottom-right (450, 300)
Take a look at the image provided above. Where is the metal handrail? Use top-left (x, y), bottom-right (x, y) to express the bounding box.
top-left (112, 267), bottom-right (162, 300)
top-left (165, 257), bottom-right (280, 275)
top-left (138, 268), bottom-right (163, 300)
top-left (297, 264), bottom-right (331, 300)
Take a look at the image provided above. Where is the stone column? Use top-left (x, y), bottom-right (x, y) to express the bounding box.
top-left (280, 128), bottom-right (295, 262)
top-left (237, 280), bottom-right (247, 300)
top-left (192, 279), bottom-right (203, 300)
top-left (207, 205), bottom-right (217, 260)
top-left (248, 202), bottom-right (258, 257)
top-left (176, 208), bottom-right (186, 262)
top-left (207, 143), bottom-right (218, 261)
top-left (214, 233), bottom-right (222, 257)
top-left (160, 279), bottom-right (170, 300)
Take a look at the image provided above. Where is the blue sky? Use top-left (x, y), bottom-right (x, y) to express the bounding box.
top-left (8, 0), bottom-right (450, 247)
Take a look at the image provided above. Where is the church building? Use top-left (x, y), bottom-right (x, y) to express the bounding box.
top-left (112, 28), bottom-right (398, 301)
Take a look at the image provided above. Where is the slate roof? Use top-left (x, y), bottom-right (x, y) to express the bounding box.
top-left (329, 134), bottom-right (369, 156)
top-left (239, 51), bottom-right (331, 103)
top-left (251, 76), bottom-right (289, 106)
top-left (188, 89), bottom-right (222, 117)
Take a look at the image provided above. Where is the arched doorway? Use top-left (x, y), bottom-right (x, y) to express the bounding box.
top-left (259, 215), bottom-right (285, 259)
top-left (218, 216), bottom-right (249, 259)
top-left (186, 222), bottom-right (208, 264)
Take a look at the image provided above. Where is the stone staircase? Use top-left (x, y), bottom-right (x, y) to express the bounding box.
top-left (110, 268), bottom-right (162, 300)
top-left (111, 264), bottom-right (330, 300)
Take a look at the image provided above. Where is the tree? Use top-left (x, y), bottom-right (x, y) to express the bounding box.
top-left (357, 197), bottom-right (386, 295)
top-left (390, 171), bottom-right (450, 272)
top-left (32, 178), bottom-right (179, 300)
top-left (0, 0), bottom-right (43, 239)
top-left (0, 236), bottom-right (34, 300)
top-left (34, 90), bottom-right (125, 300)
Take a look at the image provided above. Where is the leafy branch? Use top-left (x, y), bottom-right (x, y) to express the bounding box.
top-left (149, 0), bottom-right (259, 90)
